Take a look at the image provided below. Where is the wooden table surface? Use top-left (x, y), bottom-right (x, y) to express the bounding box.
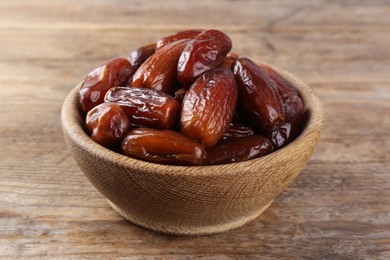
top-left (1, 0), bottom-right (389, 258)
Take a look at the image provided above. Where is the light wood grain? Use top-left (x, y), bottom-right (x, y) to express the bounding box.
top-left (1, 0), bottom-right (390, 258)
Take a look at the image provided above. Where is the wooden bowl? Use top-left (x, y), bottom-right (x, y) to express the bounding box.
top-left (61, 64), bottom-right (324, 235)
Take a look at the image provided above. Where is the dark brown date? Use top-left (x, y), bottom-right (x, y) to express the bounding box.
top-left (104, 86), bottom-right (180, 130)
top-left (177, 29), bottom-right (232, 87)
top-left (233, 57), bottom-right (285, 134)
top-left (79, 58), bottom-right (134, 113)
top-left (122, 128), bottom-right (207, 165)
top-left (180, 67), bottom-right (238, 148)
top-left (207, 135), bottom-right (273, 165)
top-left (156, 29), bottom-right (204, 50)
top-left (260, 63), bottom-right (298, 98)
top-left (131, 39), bottom-right (189, 94)
top-left (128, 43), bottom-right (156, 69)
top-left (270, 95), bottom-right (304, 148)
top-left (85, 102), bottom-right (130, 149)
top-left (221, 123), bottom-right (254, 141)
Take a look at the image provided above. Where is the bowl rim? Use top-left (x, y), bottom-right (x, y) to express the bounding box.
top-left (61, 62), bottom-right (325, 176)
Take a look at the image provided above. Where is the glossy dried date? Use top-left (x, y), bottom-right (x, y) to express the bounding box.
top-left (260, 63), bottom-right (298, 98)
top-left (79, 58), bottom-right (134, 113)
top-left (85, 102), bottom-right (130, 149)
top-left (180, 67), bottom-right (238, 148)
top-left (207, 135), bottom-right (273, 165)
top-left (233, 57), bottom-right (285, 134)
top-left (177, 29), bottom-right (232, 87)
top-left (270, 95), bottom-right (304, 148)
top-left (122, 128), bottom-right (206, 165)
top-left (221, 123), bottom-right (254, 141)
top-left (156, 29), bottom-right (204, 50)
top-left (128, 43), bottom-right (156, 69)
top-left (131, 39), bottom-right (189, 94)
top-left (104, 87), bottom-right (179, 129)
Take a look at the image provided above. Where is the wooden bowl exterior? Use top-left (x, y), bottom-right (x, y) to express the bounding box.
top-left (61, 64), bottom-right (324, 235)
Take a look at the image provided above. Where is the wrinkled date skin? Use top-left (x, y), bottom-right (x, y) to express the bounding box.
top-left (104, 87), bottom-right (180, 130)
top-left (221, 123), bottom-right (254, 141)
top-left (180, 67), bottom-right (238, 148)
top-left (233, 57), bottom-right (285, 134)
top-left (177, 29), bottom-right (232, 87)
top-left (85, 102), bottom-right (130, 149)
top-left (131, 39), bottom-right (189, 95)
top-left (260, 64), bottom-right (298, 98)
top-left (128, 43), bottom-right (156, 70)
top-left (270, 95), bottom-right (304, 148)
top-left (122, 128), bottom-right (207, 166)
top-left (79, 58), bottom-right (135, 113)
top-left (156, 29), bottom-right (204, 50)
top-left (207, 135), bottom-right (273, 165)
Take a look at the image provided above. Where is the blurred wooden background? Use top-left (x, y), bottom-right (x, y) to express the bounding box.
top-left (1, 0), bottom-right (389, 258)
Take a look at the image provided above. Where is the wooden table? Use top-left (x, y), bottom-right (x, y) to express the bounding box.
top-left (1, 0), bottom-right (389, 258)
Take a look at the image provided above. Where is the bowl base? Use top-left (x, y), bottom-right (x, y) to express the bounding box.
top-left (106, 199), bottom-right (274, 236)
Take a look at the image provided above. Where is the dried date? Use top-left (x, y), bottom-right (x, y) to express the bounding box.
top-left (270, 95), bottom-right (304, 148)
top-left (79, 58), bottom-right (134, 113)
top-left (260, 63), bottom-right (298, 98)
top-left (105, 86), bottom-right (180, 129)
top-left (85, 102), bottom-right (130, 149)
top-left (221, 123), bottom-right (254, 141)
top-left (180, 67), bottom-right (238, 148)
top-left (207, 135), bottom-right (273, 165)
top-left (128, 43), bottom-right (156, 69)
top-left (177, 29), bottom-right (232, 87)
top-left (156, 29), bottom-right (204, 50)
top-left (233, 57), bottom-right (285, 134)
top-left (131, 39), bottom-right (189, 94)
top-left (122, 128), bottom-right (207, 165)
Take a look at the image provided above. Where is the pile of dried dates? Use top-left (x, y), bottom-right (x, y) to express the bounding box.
top-left (79, 29), bottom-right (304, 166)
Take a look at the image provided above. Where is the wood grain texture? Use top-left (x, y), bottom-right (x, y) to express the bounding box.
top-left (1, 0), bottom-right (389, 258)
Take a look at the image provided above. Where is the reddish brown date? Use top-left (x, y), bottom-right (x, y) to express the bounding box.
top-left (180, 67), bottom-right (238, 148)
top-left (131, 39), bottom-right (189, 94)
top-left (85, 102), bottom-right (130, 149)
top-left (122, 128), bottom-right (207, 166)
top-left (221, 123), bottom-right (254, 141)
top-left (104, 87), bottom-right (180, 130)
top-left (128, 43), bottom-right (156, 69)
top-left (79, 58), bottom-right (134, 113)
top-left (207, 135), bottom-right (273, 165)
top-left (177, 29), bottom-right (232, 87)
top-left (233, 57), bottom-right (285, 134)
top-left (260, 63), bottom-right (298, 98)
top-left (156, 29), bottom-right (204, 50)
top-left (222, 52), bottom-right (239, 69)
top-left (270, 95), bottom-right (304, 148)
